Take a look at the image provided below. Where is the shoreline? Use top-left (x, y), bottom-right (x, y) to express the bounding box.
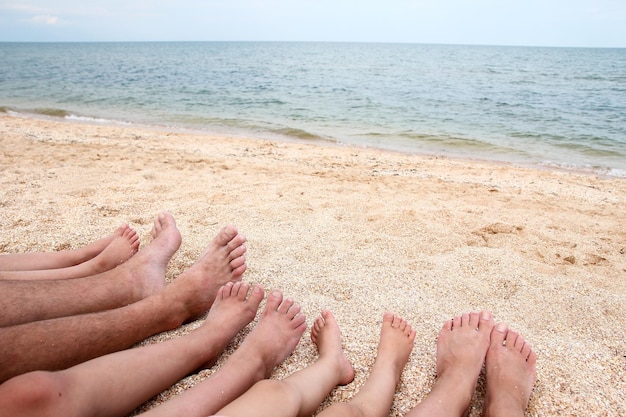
top-left (3, 108), bottom-right (625, 180)
top-left (1, 113), bottom-right (625, 416)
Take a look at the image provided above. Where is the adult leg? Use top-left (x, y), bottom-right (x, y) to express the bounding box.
top-left (0, 213), bottom-right (248, 382)
top-left (212, 309), bottom-right (354, 417)
top-left (318, 312), bottom-right (416, 417)
top-left (405, 311), bottom-right (495, 417)
top-left (0, 213), bottom-right (178, 328)
top-left (483, 324), bottom-right (537, 417)
top-left (0, 282), bottom-right (265, 417)
top-left (0, 224), bottom-right (136, 272)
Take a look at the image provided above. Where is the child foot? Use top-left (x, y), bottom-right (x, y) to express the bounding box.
top-left (484, 324), bottom-right (537, 417)
top-left (197, 282), bottom-right (265, 368)
top-left (311, 310), bottom-right (355, 386)
top-left (89, 224), bottom-right (140, 273)
top-left (376, 312), bottom-right (416, 379)
top-left (237, 290), bottom-right (307, 378)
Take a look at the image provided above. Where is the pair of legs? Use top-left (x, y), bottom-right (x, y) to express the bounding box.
top-left (0, 283), bottom-right (308, 417)
top-left (0, 224), bottom-right (140, 280)
top-left (0, 211), bottom-right (247, 382)
top-left (406, 311), bottom-right (537, 417)
top-left (214, 310), bottom-right (415, 417)
top-left (211, 311), bottom-right (536, 417)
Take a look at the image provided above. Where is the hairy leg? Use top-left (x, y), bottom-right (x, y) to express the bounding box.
top-left (215, 309), bottom-right (354, 417)
top-left (143, 290), bottom-right (309, 417)
top-left (406, 311), bottom-right (495, 417)
top-left (0, 225), bottom-right (140, 280)
top-left (0, 213), bottom-right (248, 382)
top-left (0, 282), bottom-right (264, 417)
top-left (319, 312), bottom-right (415, 417)
top-left (0, 213), bottom-right (180, 328)
top-left (483, 324), bottom-right (537, 417)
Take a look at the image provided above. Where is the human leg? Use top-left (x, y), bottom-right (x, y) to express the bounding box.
top-left (141, 291), bottom-right (309, 417)
top-left (0, 213), bottom-right (248, 382)
top-left (0, 224), bottom-right (140, 280)
top-left (0, 282), bottom-right (264, 417)
top-left (318, 312), bottom-right (415, 417)
top-left (405, 311), bottom-right (495, 417)
top-left (0, 213), bottom-right (179, 328)
top-left (0, 224), bottom-right (138, 273)
top-left (483, 324), bottom-right (537, 417)
top-left (212, 309), bottom-right (354, 417)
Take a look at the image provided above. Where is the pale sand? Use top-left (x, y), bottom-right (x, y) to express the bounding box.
top-left (1, 113), bottom-right (624, 416)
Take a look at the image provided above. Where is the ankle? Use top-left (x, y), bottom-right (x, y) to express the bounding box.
top-left (484, 393), bottom-right (526, 417)
top-left (150, 291), bottom-right (189, 330)
top-left (430, 373), bottom-right (475, 415)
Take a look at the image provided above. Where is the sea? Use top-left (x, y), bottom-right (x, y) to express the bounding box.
top-left (1, 42), bottom-right (625, 177)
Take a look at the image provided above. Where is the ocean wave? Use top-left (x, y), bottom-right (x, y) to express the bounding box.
top-left (34, 108), bottom-right (71, 117)
top-left (2, 106), bottom-right (133, 127)
top-left (271, 127), bottom-right (330, 142)
top-left (65, 114), bottom-right (132, 125)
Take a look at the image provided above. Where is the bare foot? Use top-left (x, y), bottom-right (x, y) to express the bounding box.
top-left (235, 290), bottom-right (307, 379)
top-left (406, 311), bottom-right (494, 417)
top-left (318, 313), bottom-right (414, 417)
top-left (197, 282), bottom-right (265, 368)
top-left (311, 310), bottom-right (355, 386)
top-left (88, 224), bottom-right (140, 273)
top-left (375, 312), bottom-right (416, 380)
top-left (165, 224), bottom-right (248, 319)
top-left (117, 211), bottom-right (182, 300)
top-left (75, 228), bottom-right (119, 263)
top-left (484, 324), bottom-right (537, 417)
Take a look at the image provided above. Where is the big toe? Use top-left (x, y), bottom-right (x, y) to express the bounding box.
top-left (215, 225), bottom-right (239, 246)
top-left (490, 323), bottom-right (508, 348)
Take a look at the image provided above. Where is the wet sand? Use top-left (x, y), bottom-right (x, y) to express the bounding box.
top-left (1, 114), bottom-right (624, 416)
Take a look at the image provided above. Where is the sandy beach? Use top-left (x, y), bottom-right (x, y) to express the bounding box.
top-left (1, 113), bottom-right (624, 416)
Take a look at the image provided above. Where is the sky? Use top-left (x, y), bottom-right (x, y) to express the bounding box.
top-left (0, 0), bottom-right (625, 47)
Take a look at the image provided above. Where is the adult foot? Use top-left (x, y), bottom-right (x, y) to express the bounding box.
top-left (407, 311), bottom-right (494, 417)
top-left (117, 211), bottom-right (182, 300)
top-left (88, 224), bottom-right (140, 273)
top-left (235, 290), bottom-right (307, 379)
top-left (375, 312), bottom-right (416, 381)
top-left (165, 224), bottom-right (248, 319)
top-left (484, 324), bottom-right (537, 417)
top-left (435, 311), bottom-right (494, 414)
top-left (197, 282), bottom-right (265, 368)
top-left (311, 310), bottom-right (355, 386)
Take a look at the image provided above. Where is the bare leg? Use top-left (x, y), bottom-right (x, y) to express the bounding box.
top-left (142, 290), bottom-right (310, 417)
top-left (319, 312), bottom-right (416, 417)
top-left (0, 226), bottom-right (122, 271)
top-left (405, 311), bottom-right (495, 417)
top-left (0, 213), bottom-right (180, 328)
top-left (0, 282), bottom-right (265, 417)
top-left (0, 224), bottom-right (140, 280)
top-left (0, 213), bottom-right (248, 382)
top-left (214, 309), bottom-right (354, 417)
top-left (484, 324), bottom-right (537, 417)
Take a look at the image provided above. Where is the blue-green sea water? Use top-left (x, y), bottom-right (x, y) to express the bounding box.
top-left (1, 42), bottom-right (625, 176)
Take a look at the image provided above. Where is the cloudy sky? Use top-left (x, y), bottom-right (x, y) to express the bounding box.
top-left (1, 0), bottom-right (624, 47)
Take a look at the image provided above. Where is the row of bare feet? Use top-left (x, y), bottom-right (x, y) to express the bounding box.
top-left (56, 211), bottom-right (537, 416)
